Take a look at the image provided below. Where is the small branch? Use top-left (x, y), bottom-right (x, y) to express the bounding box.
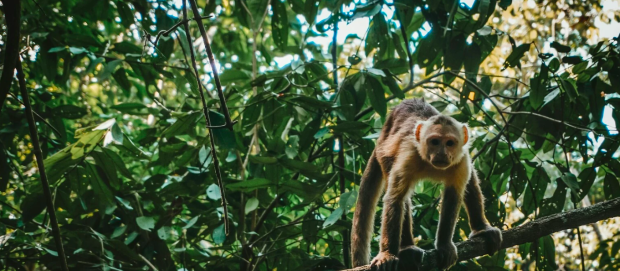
top-left (501, 111), bottom-right (617, 136)
top-left (7, 92), bottom-right (63, 137)
top-left (145, 15), bottom-right (213, 47)
top-left (188, 0), bottom-right (235, 130)
top-left (345, 198), bottom-right (620, 271)
top-left (16, 58), bottom-right (70, 271)
top-left (395, 10), bottom-right (414, 84)
top-left (182, 0), bottom-right (230, 235)
top-left (0, 0), bottom-right (22, 114)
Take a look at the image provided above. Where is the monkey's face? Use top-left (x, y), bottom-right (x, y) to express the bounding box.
top-left (424, 125), bottom-right (461, 169)
top-left (414, 119), bottom-right (469, 170)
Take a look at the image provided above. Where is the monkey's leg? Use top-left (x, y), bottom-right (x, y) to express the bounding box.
top-left (370, 177), bottom-right (412, 271)
top-left (435, 185), bottom-right (462, 270)
top-left (463, 172), bottom-right (503, 255)
top-left (400, 197), bottom-right (415, 248)
top-left (351, 152), bottom-right (385, 267)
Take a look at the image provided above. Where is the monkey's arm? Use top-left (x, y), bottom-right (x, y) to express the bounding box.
top-left (435, 185), bottom-right (462, 270)
top-left (463, 172), bottom-right (503, 254)
top-left (370, 177), bottom-right (410, 271)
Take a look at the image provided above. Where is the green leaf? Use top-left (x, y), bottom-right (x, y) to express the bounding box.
top-left (162, 111), bottom-right (202, 138)
top-left (289, 96), bottom-right (333, 110)
top-left (226, 178), bottom-right (273, 192)
top-left (183, 216), bottom-right (200, 229)
top-left (550, 41), bottom-right (571, 53)
top-left (249, 156), bottom-right (278, 164)
top-left (322, 207), bottom-right (343, 228)
top-left (382, 75), bottom-right (404, 99)
top-left (207, 183), bottom-right (221, 200)
top-left (113, 68), bottom-right (132, 93)
top-left (498, 0), bottom-right (512, 10)
top-left (20, 192), bottom-right (46, 224)
top-left (110, 103), bottom-right (147, 113)
top-left (136, 216), bottom-right (156, 231)
top-left (271, 0), bottom-right (288, 49)
top-left (113, 41), bottom-right (143, 54)
top-left (562, 56), bottom-right (582, 65)
top-left (529, 74), bottom-right (546, 109)
top-left (604, 174), bottom-right (620, 200)
top-left (548, 58), bottom-right (560, 73)
top-left (572, 61), bottom-right (589, 74)
top-left (213, 223), bottom-right (226, 244)
top-left (245, 197), bottom-right (259, 215)
top-left (365, 75), bottom-right (387, 118)
top-left (218, 69), bottom-right (251, 86)
top-left (575, 168), bottom-right (596, 202)
top-left (304, 0), bottom-right (319, 25)
top-left (522, 167), bottom-right (550, 216)
top-left (90, 150), bottom-right (121, 190)
top-left (285, 135), bottom-right (300, 159)
top-left (502, 43), bottom-right (531, 70)
top-left (339, 190), bottom-right (358, 211)
top-left (540, 180), bottom-right (567, 217)
top-left (86, 162), bottom-right (115, 211)
top-left (281, 180), bottom-right (323, 199)
top-left (348, 55), bottom-right (362, 65)
top-left (559, 78), bottom-right (578, 101)
top-left (430, 101), bottom-right (448, 112)
top-left (509, 164), bottom-right (527, 199)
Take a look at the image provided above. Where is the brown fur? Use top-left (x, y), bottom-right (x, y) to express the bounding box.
top-left (350, 99), bottom-right (502, 269)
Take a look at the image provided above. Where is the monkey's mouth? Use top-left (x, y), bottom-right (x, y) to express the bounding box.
top-left (431, 160), bottom-right (450, 168)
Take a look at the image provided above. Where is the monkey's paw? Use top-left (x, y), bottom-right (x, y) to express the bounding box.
top-left (370, 252), bottom-right (399, 271)
top-left (469, 225), bottom-right (503, 255)
top-left (435, 242), bottom-right (458, 270)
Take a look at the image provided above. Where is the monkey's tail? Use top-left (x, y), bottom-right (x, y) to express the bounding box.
top-left (351, 152), bottom-right (384, 267)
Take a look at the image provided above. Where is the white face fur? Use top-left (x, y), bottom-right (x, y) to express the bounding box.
top-left (413, 117), bottom-right (469, 170)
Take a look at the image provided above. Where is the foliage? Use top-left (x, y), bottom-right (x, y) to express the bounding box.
top-left (1, 0), bottom-right (619, 270)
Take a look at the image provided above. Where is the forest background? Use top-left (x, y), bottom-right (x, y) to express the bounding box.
top-left (0, 0), bottom-right (620, 270)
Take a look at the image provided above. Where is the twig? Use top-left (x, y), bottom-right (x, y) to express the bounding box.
top-left (501, 111), bottom-right (617, 135)
top-left (395, 9), bottom-right (414, 84)
top-left (139, 254), bottom-right (159, 271)
top-left (188, 0), bottom-right (235, 129)
top-left (182, 0), bottom-right (230, 235)
top-left (7, 92), bottom-right (63, 137)
top-left (145, 15), bottom-right (213, 47)
top-left (16, 58), bottom-right (70, 271)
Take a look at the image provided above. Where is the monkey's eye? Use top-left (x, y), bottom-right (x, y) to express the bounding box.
top-left (446, 140), bottom-right (454, 147)
top-left (431, 139), bottom-right (440, 146)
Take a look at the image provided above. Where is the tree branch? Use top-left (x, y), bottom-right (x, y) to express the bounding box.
top-left (344, 197), bottom-right (620, 271)
top-left (181, 0), bottom-right (230, 235)
top-left (0, 0), bottom-right (22, 114)
top-left (16, 58), bottom-right (70, 271)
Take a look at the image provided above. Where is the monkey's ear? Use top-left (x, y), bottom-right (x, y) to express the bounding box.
top-left (462, 125), bottom-right (469, 145)
top-left (415, 123), bottom-right (424, 142)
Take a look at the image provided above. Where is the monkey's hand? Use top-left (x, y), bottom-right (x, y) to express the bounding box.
top-left (435, 242), bottom-right (458, 270)
top-left (469, 225), bottom-right (503, 255)
top-left (370, 252), bottom-right (398, 271)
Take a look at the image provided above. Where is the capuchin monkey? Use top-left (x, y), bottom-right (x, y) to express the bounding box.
top-left (351, 99), bottom-right (502, 270)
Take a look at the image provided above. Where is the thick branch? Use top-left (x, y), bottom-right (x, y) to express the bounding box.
top-left (0, 0), bottom-right (22, 114)
top-left (345, 197), bottom-right (620, 271)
